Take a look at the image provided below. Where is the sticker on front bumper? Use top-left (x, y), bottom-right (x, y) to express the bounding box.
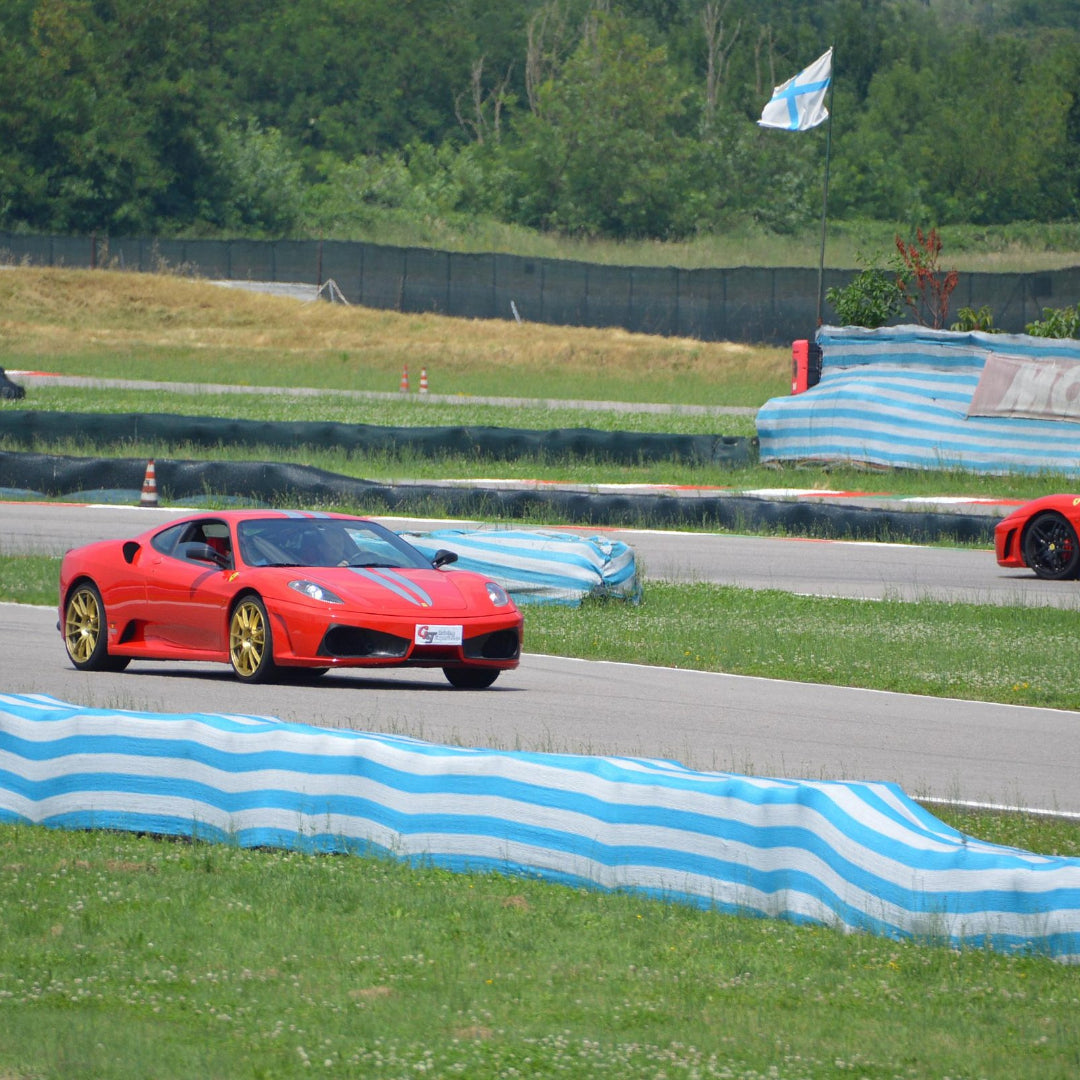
top-left (415, 624), bottom-right (463, 646)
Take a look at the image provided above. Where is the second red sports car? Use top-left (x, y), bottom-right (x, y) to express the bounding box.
top-left (995, 494), bottom-right (1080, 581)
top-left (60, 510), bottom-right (523, 687)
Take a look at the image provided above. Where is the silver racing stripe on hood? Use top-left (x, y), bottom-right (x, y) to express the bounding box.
top-left (348, 567), bottom-right (434, 607)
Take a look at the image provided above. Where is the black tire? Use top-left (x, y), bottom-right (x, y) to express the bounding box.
top-left (1022, 512), bottom-right (1080, 580)
top-left (443, 666), bottom-right (500, 689)
top-left (63, 582), bottom-right (130, 672)
top-left (229, 595), bottom-right (276, 683)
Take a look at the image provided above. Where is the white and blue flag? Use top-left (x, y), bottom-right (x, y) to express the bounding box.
top-left (758, 47), bottom-right (832, 131)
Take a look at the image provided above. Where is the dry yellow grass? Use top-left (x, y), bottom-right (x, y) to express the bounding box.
top-left (0, 268), bottom-right (785, 399)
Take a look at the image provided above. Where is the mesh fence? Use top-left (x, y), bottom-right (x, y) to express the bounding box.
top-left (2, 231), bottom-right (1073, 345)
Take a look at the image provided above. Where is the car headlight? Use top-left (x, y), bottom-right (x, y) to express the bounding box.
top-left (288, 580), bottom-right (345, 604)
top-left (485, 581), bottom-right (510, 607)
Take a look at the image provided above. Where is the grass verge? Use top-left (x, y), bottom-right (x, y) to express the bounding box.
top-left (0, 554), bottom-right (60, 606)
top-left (525, 585), bottom-right (1080, 711)
top-left (4, 384), bottom-right (761, 436)
top-left (2, 822), bottom-right (1079, 1080)
top-left (0, 268), bottom-right (787, 405)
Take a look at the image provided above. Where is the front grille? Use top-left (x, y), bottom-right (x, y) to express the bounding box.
top-left (463, 629), bottom-right (520, 661)
top-left (319, 626), bottom-right (410, 659)
top-left (407, 645), bottom-right (459, 662)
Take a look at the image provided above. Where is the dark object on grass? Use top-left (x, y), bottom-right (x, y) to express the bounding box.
top-left (0, 369), bottom-right (25, 400)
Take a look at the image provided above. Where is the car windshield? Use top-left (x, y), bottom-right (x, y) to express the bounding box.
top-left (236, 517), bottom-right (432, 570)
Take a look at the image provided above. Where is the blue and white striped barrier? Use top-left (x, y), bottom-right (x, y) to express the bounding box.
top-left (399, 529), bottom-right (639, 606)
top-left (2, 694), bottom-right (1079, 960)
top-left (757, 325), bottom-right (1080, 475)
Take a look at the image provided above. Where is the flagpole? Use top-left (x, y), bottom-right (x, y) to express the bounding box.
top-left (815, 61), bottom-right (835, 328)
top-left (757, 47), bottom-right (834, 326)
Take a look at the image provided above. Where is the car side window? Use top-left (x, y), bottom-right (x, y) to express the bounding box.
top-left (150, 523), bottom-right (186, 556)
top-left (151, 520), bottom-right (233, 567)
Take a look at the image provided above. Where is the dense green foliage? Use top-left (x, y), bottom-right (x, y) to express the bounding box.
top-left (1, 0), bottom-right (1078, 242)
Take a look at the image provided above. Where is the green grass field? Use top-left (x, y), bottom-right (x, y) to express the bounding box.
top-left (4, 821), bottom-right (1080, 1080)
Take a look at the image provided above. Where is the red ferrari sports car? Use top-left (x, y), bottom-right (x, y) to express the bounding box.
top-left (59, 510), bottom-right (523, 687)
top-left (995, 495), bottom-right (1080, 581)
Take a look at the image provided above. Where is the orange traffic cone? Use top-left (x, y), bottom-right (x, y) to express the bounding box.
top-left (419, 367), bottom-right (429, 394)
top-left (399, 364), bottom-right (410, 392)
top-left (140, 460), bottom-right (158, 507)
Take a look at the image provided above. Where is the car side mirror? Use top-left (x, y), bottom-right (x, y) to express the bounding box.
top-left (179, 541), bottom-right (227, 567)
top-left (432, 548), bottom-right (458, 568)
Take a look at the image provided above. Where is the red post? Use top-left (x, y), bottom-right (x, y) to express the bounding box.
top-left (791, 340), bottom-right (823, 395)
top-left (792, 340), bottom-right (810, 395)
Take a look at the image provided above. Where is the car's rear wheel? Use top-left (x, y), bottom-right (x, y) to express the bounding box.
top-left (63, 582), bottom-right (129, 672)
top-left (1023, 512), bottom-right (1080, 580)
top-left (229, 595), bottom-right (276, 683)
top-left (443, 666), bottom-right (499, 689)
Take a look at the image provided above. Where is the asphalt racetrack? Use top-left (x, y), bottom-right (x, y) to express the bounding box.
top-left (4, 501), bottom-right (1079, 817)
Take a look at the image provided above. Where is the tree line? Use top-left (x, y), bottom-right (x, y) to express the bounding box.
top-left (0, 0), bottom-right (1077, 243)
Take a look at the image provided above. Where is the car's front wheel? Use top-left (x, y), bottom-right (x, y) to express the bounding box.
top-left (229, 595), bottom-right (276, 682)
top-left (443, 666), bottom-right (499, 689)
top-left (63, 582), bottom-right (130, 672)
top-left (1023, 512), bottom-right (1080, 580)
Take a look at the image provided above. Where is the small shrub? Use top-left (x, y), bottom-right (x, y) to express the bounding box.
top-left (1026, 303), bottom-right (1080, 339)
top-left (950, 305), bottom-right (999, 333)
top-left (825, 267), bottom-right (903, 328)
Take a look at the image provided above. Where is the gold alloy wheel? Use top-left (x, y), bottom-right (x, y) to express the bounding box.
top-left (229, 598), bottom-right (267, 678)
top-left (65, 585), bottom-right (102, 665)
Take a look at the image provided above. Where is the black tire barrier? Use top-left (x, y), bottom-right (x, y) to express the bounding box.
top-left (0, 450), bottom-right (996, 545)
top-left (0, 410), bottom-right (754, 467)
top-left (0, 369), bottom-right (26, 400)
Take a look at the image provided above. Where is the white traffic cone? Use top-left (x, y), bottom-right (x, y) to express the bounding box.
top-left (419, 367), bottom-right (428, 394)
top-left (140, 460), bottom-right (158, 507)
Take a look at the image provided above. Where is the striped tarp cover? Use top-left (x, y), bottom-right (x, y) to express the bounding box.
top-left (757, 325), bottom-right (1080, 474)
top-left (2, 693), bottom-right (1079, 961)
top-left (399, 529), bottom-right (639, 606)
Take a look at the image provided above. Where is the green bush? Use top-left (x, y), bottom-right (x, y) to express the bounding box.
top-left (1026, 303), bottom-right (1080, 339)
top-left (950, 305), bottom-right (999, 333)
top-left (825, 267), bottom-right (903, 328)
